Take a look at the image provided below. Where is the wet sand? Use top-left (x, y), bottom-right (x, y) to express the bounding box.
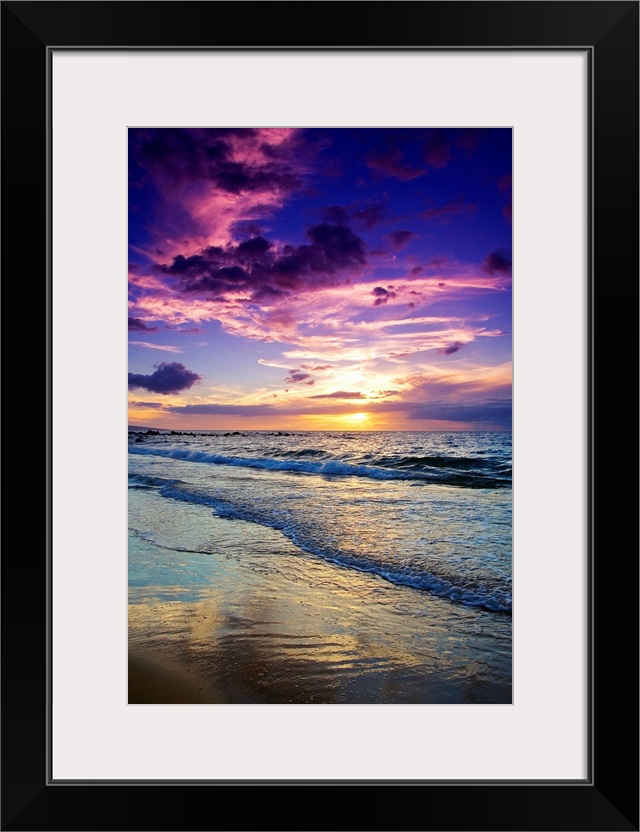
top-left (128, 535), bottom-right (511, 705)
top-left (128, 648), bottom-right (227, 704)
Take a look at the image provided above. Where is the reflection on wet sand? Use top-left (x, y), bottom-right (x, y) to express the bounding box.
top-left (129, 545), bottom-right (511, 704)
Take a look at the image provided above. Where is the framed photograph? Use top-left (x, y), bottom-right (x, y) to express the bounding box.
top-left (126, 122), bottom-right (515, 712)
top-left (3, 2), bottom-right (638, 830)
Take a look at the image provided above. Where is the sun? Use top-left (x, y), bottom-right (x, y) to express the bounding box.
top-left (344, 412), bottom-right (369, 426)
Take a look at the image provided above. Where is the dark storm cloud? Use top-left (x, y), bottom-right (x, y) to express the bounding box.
top-left (160, 224), bottom-right (366, 301)
top-left (483, 250), bottom-right (512, 275)
top-left (386, 230), bottom-right (416, 249)
top-left (407, 399), bottom-right (512, 426)
top-left (128, 362), bottom-right (202, 394)
top-left (128, 317), bottom-right (158, 332)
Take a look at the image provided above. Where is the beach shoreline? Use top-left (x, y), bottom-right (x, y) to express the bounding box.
top-left (128, 431), bottom-right (511, 705)
top-left (129, 532), bottom-right (511, 705)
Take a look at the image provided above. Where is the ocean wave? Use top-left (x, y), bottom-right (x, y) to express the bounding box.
top-left (129, 446), bottom-right (510, 489)
top-left (128, 473), bottom-right (183, 489)
top-left (152, 480), bottom-right (511, 614)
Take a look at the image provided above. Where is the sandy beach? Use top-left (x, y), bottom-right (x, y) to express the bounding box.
top-left (129, 521), bottom-right (511, 705)
top-left (128, 648), bottom-right (227, 704)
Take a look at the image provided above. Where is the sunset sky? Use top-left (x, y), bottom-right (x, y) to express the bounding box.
top-left (128, 128), bottom-right (512, 431)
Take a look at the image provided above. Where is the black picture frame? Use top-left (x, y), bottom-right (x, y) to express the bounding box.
top-left (2, 2), bottom-right (638, 830)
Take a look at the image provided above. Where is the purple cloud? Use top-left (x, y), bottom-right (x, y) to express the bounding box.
top-left (128, 362), bottom-right (202, 394)
top-left (323, 205), bottom-right (350, 225)
top-left (426, 257), bottom-right (448, 270)
top-left (167, 403), bottom-right (277, 416)
top-left (386, 230), bottom-right (416, 249)
top-left (407, 399), bottom-right (512, 426)
top-left (163, 223), bottom-right (366, 302)
top-left (366, 146), bottom-right (425, 181)
top-left (437, 342), bottom-right (464, 355)
top-left (309, 391), bottom-right (366, 399)
top-left (454, 128), bottom-right (488, 156)
top-left (372, 286), bottom-right (397, 306)
top-left (285, 371), bottom-right (314, 385)
top-left (497, 175), bottom-right (512, 224)
top-left (351, 202), bottom-right (387, 230)
top-left (323, 199), bottom-right (387, 230)
top-left (163, 398), bottom-right (511, 425)
top-left (422, 199), bottom-right (476, 222)
top-left (483, 250), bottom-right (512, 275)
top-left (233, 221), bottom-right (263, 237)
top-left (424, 134), bottom-right (454, 170)
top-left (132, 128), bottom-right (302, 196)
top-left (236, 235), bottom-right (273, 258)
top-left (128, 317), bottom-right (158, 332)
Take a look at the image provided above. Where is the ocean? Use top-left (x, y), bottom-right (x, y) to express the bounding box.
top-left (128, 430), bottom-right (512, 704)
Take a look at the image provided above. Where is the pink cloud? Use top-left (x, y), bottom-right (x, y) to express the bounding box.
top-left (129, 341), bottom-right (184, 353)
top-left (129, 128), bottom-right (308, 261)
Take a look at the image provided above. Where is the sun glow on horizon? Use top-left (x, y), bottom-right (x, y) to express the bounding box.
top-left (344, 412), bottom-right (370, 427)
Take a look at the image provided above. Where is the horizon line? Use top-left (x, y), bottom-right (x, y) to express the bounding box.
top-left (128, 424), bottom-right (512, 434)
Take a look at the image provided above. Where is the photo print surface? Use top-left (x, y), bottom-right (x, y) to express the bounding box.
top-left (128, 127), bottom-right (512, 704)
